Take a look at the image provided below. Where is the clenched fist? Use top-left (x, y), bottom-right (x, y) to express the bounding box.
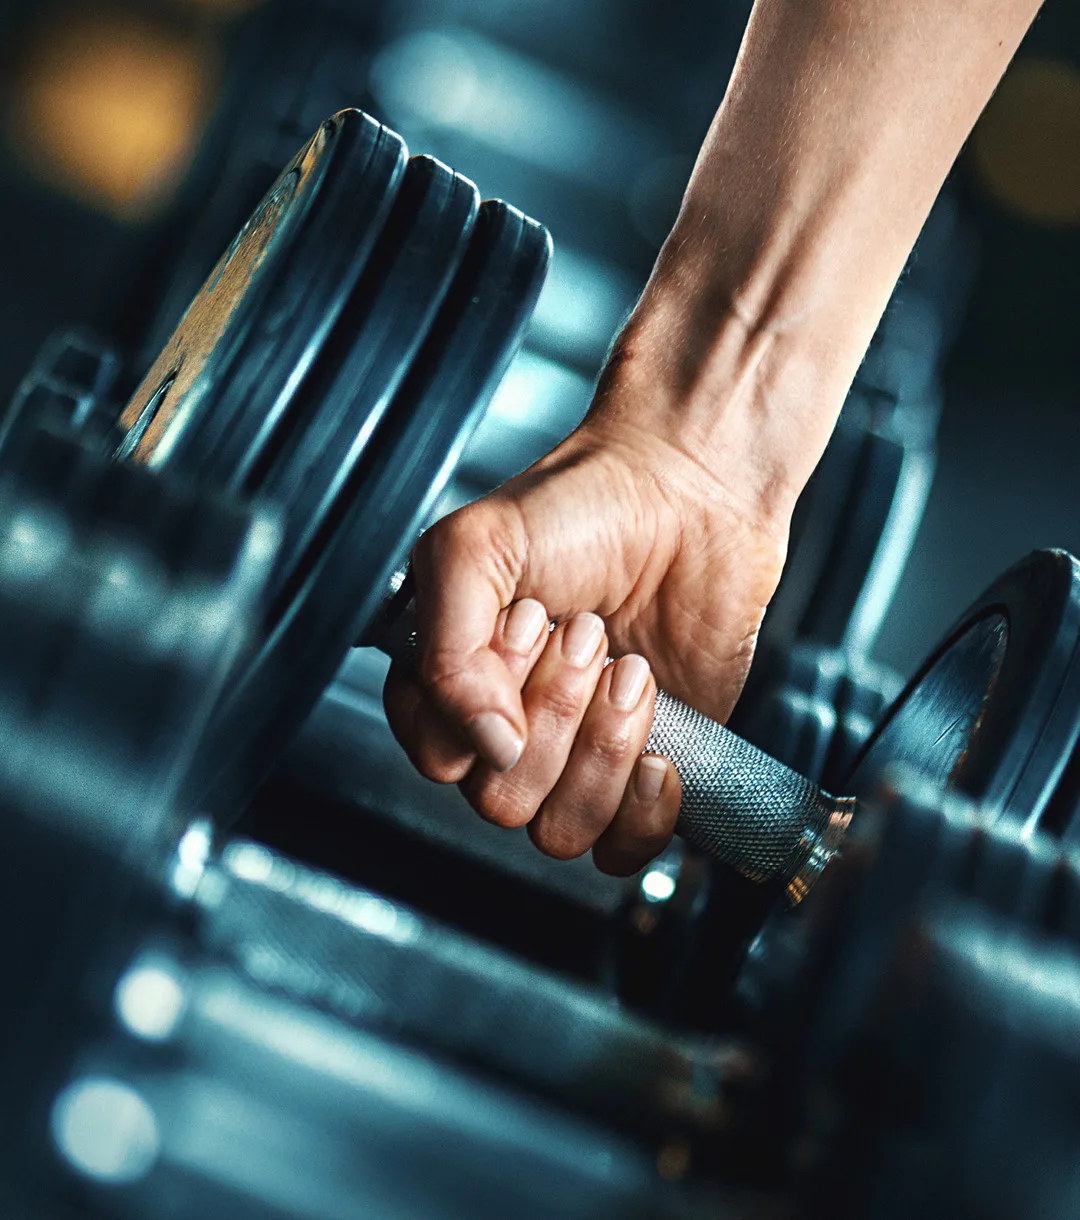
top-left (383, 354), bottom-right (794, 875)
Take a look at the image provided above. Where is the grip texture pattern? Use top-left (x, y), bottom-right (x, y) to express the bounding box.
top-left (647, 690), bottom-right (842, 884)
top-left (201, 840), bottom-right (733, 1136)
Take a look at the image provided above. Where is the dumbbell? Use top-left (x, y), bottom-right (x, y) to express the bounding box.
top-left (3, 441), bottom-right (1075, 1220)
top-left (25, 107), bottom-right (1080, 926)
top-left (769, 775), bottom-right (1080, 1220)
top-left (3, 110), bottom-right (848, 939)
top-left (0, 429), bottom-right (747, 1219)
top-left (615, 545), bottom-right (1080, 1025)
top-left (55, 105), bottom-right (913, 916)
top-left (11, 107), bottom-right (824, 901)
top-left (0, 418), bottom-right (276, 1211)
top-left (0, 426), bottom-right (992, 1220)
top-left (8, 444), bottom-right (1074, 1220)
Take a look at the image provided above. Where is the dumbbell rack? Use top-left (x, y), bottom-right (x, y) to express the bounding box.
top-left (2, 69), bottom-right (1075, 1220)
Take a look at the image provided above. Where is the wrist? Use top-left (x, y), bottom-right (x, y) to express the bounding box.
top-left (590, 234), bottom-right (855, 525)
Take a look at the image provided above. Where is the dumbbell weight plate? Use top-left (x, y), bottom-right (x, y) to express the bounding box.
top-left (724, 550), bottom-right (1080, 1036)
top-left (0, 425), bottom-right (277, 845)
top-left (849, 549), bottom-right (1080, 830)
top-left (106, 108), bottom-right (550, 809)
top-left (252, 153), bottom-right (480, 597)
top-left (196, 198), bottom-right (552, 810)
top-left (116, 109), bottom-right (407, 490)
top-left (631, 549), bottom-right (1080, 1028)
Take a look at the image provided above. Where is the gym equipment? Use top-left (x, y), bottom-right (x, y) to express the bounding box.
top-left (14, 105), bottom-right (851, 903)
top-left (3, 328), bottom-right (121, 449)
top-left (609, 548), bottom-right (1080, 1027)
top-left (57, 108), bottom-right (1061, 916)
top-left (4, 456), bottom-right (1080, 1220)
top-left (0, 420), bottom-right (277, 1212)
top-left (97, 108), bottom-right (552, 811)
top-left (849, 549), bottom-right (1080, 824)
top-left (0, 220), bottom-right (1074, 1220)
top-left (734, 644), bottom-right (904, 786)
top-left (0, 102), bottom-right (984, 943)
top-left (361, 547), bottom-right (1080, 920)
top-left (765, 774), bottom-right (1080, 1220)
top-left (0, 428), bottom-right (742, 1220)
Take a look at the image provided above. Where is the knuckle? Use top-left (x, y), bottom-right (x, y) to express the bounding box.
top-left (420, 648), bottom-right (469, 695)
top-left (580, 722), bottom-right (635, 768)
top-left (423, 502), bottom-right (481, 557)
top-left (532, 680), bottom-right (589, 726)
top-left (422, 501), bottom-right (524, 598)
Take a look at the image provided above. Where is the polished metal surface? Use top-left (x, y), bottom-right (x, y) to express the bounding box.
top-left (849, 611), bottom-right (1009, 793)
top-left (115, 139), bottom-right (311, 466)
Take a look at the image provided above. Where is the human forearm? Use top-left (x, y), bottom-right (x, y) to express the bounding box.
top-left (599, 0), bottom-right (1043, 512)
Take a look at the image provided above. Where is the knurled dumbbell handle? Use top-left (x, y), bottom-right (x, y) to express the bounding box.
top-left (645, 689), bottom-right (854, 902)
top-left (364, 593), bottom-right (855, 903)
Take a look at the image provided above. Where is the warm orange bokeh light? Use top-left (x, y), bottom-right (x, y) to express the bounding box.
top-left (971, 56), bottom-right (1080, 228)
top-left (5, 11), bottom-right (222, 221)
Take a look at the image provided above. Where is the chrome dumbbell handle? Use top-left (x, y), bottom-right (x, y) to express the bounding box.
top-left (644, 690), bottom-right (853, 903)
top-left (363, 589), bottom-right (854, 904)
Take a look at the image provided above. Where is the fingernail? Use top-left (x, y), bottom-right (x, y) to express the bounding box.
top-left (609, 654), bottom-right (650, 711)
top-left (469, 711), bottom-right (524, 772)
top-left (504, 598), bottom-right (548, 654)
top-left (635, 756), bottom-right (667, 804)
top-left (562, 612), bottom-right (605, 667)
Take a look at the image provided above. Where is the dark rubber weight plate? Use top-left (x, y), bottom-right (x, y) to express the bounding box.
top-left (197, 199), bottom-right (553, 812)
top-left (731, 549), bottom-right (1080, 1032)
top-left (115, 109), bottom-right (407, 490)
top-left (849, 549), bottom-right (1080, 833)
top-left (0, 425), bottom-right (277, 842)
top-left (251, 154), bottom-right (480, 601)
top-left (0, 423), bottom-right (276, 1166)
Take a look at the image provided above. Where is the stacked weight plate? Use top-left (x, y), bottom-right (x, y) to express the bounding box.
top-left (614, 549), bottom-right (1080, 1029)
top-left (107, 108), bottom-right (551, 814)
top-left (0, 430), bottom-right (729, 1220)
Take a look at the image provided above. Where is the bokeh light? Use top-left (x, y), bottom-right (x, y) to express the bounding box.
top-left (971, 56), bottom-right (1080, 228)
top-left (5, 11), bottom-right (221, 221)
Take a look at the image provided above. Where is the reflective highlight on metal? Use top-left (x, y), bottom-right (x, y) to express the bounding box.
top-left (51, 1078), bottom-right (160, 1183)
top-left (115, 955), bottom-right (189, 1042)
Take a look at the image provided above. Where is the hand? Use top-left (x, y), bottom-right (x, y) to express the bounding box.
top-left (386, 0), bottom-right (1043, 877)
top-left (383, 333), bottom-right (794, 875)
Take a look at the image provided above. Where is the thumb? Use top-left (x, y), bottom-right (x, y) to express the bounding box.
top-left (412, 500), bottom-right (532, 772)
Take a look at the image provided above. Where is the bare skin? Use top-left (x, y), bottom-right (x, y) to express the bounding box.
top-left (385, 0), bottom-right (1045, 877)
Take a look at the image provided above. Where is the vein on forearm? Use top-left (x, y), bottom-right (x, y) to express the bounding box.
top-left (639, 0), bottom-right (1044, 487)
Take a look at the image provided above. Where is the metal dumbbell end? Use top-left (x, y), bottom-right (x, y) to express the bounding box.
top-left (644, 691), bottom-right (854, 903)
top-left (364, 582), bottom-right (855, 905)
